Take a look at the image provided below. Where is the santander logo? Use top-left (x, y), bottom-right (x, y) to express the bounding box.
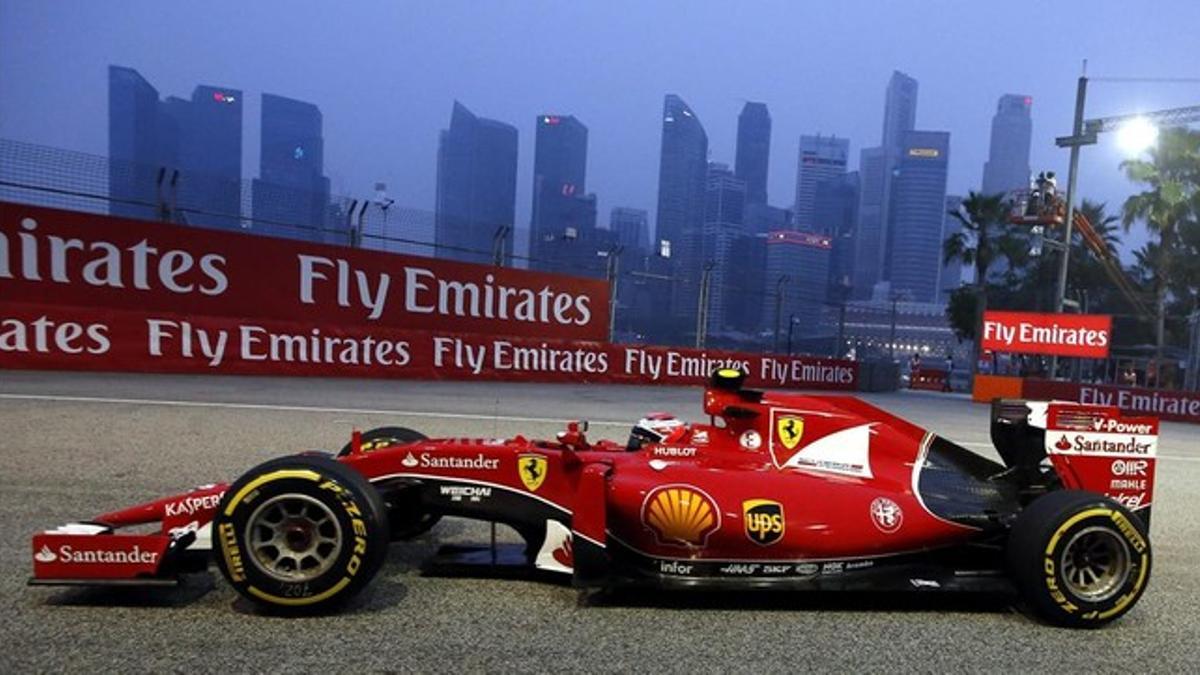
top-left (34, 545), bottom-right (56, 563)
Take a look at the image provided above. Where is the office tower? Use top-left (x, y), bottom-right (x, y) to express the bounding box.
top-left (882, 71), bottom-right (919, 152)
top-left (107, 66), bottom-right (242, 229)
top-left (854, 71), bottom-right (920, 299)
top-left (941, 194), bottom-right (965, 295)
top-left (434, 102), bottom-right (519, 266)
top-left (610, 207), bottom-right (649, 253)
top-left (530, 114), bottom-right (588, 271)
top-left (762, 230), bottom-right (833, 346)
top-left (655, 94), bottom-right (708, 336)
top-left (725, 231), bottom-right (768, 335)
top-left (701, 163), bottom-right (747, 336)
top-left (162, 85), bottom-right (243, 230)
top-left (743, 203), bottom-right (792, 235)
top-left (108, 66), bottom-right (170, 220)
top-left (735, 102), bottom-right (771, 206)
top-left (794, 134), bottom-right (850, 231)
top-left (982, 94), bottom-right (1033, 196)
top-left (814, 171), bottom-right (860, 299)
top-left (533, 192), bottom-right (613, 279)
top-left (886, 131), bottom-right (950, 303)
top-left (251, 94), bottom-right (331, 242)
top-left (853, 147), bottom-right (887, 298)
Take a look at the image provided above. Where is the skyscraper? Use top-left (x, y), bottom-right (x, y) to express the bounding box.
top-left (701, 163), bottom-right (747, 336)
top-left (655, 94), bottom-right (708, 335)
top-left (163, 85), bottom-right (243, 230)
top-left (793, 134), bottom-right (849, 231)
top-left (853, 146), bottom-right (888, 298)
top-left (107, 66), bottom-right (242, 229)
top-left (814, 171), bottom-right (860, 298)
top-left (108, 66), bottom-right (171, 221)
top-left (762, 230), bottom-right (833, 345)
top-left (882, 71), bottom-right (919, 152)
top-left (251, 93), bottom-right (331, 242)
top-left (854, 71), bottom-right (919, 299)
top-left (735, 102), bottom-right (771, 206)
top-left (610, 207), bottom-right (649, 253)
top-left (886, 131), bottom-right (950, 303)
top-left (530, 114), bottom-right (588, 271)
top-left (434, 102), bottom-right (518, 266)
top-left (982, 94), bottom-right (1033, 196)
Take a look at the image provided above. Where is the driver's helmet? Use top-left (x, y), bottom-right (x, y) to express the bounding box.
top-left (626, 412), bottom-right (686, 451)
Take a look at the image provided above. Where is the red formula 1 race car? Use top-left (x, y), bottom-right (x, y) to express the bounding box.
top-left (29, 370), bottom-right (1158, 627)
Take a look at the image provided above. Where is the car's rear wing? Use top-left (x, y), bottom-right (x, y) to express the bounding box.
top-left (991, 399), bottom-right (1158, 527)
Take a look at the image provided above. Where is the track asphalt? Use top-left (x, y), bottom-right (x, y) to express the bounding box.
top-left (1, 371), bottom-right (1198, 672)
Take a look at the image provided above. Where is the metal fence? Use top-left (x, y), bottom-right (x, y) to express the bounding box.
top-left (0, 138), bottom-right (876, 356)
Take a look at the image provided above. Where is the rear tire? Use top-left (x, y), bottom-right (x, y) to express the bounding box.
top-left (1007, 490), bottom-right (1151, 628)
top-left (213, 454), bottom-right (389, 614)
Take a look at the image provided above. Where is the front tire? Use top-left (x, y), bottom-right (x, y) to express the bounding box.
top-left (1007, 490), bottom-right (1151, 628)
top-left (213, 454), bottom-right (389, 614)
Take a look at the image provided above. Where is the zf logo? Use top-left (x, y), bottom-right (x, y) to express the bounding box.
top-left (743, 499), bottom-right (784, 545)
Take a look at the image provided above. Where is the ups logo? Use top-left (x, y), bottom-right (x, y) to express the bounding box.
top-left (743, 499), bottom-right (784, 546)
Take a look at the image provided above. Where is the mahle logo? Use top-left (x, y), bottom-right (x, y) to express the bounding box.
top-left (743, 499), bottom-right (784, 545)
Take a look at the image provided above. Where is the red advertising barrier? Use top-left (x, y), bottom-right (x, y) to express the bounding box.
top-left (0, 302), bottom-right (859, 390)
top-left (908, 367), bottom-right (948, 391)
top-left (0, 201), bottom-right (610, 341)
top-left (981, 310), bottom-right (1112, 358)
top-left (1023, 379), bottom-right (1200, 424)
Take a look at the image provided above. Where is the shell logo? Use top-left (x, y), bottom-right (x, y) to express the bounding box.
top-left (641, 484), bottom-right (720, 547)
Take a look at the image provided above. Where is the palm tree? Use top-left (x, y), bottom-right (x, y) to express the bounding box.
top-left (1121, 128), bottom-right (1200, 361)
top-left (1076, 200), bottom-right (1122, 256)
top-left (943, 191), bottom-right (1017, 375)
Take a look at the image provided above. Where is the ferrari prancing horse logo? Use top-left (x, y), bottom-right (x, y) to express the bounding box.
top-left (776, 415), bottom-right (805, 450)
top-left (519, 454), bottom-right (547, 492)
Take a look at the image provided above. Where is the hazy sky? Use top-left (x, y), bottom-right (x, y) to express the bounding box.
top-left (3, 1), bottom-right (1198, 257)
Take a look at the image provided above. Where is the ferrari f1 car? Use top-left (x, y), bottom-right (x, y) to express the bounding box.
top-left (30, 370), bottom-right (1158, 627)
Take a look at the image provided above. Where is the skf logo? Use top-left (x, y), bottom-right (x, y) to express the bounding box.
top-left (743, 499), bottom-right (784, 545)
top-left (776, 416), bottom-right (804, 450)
top-left (519, 454), bottom-right (547, 492)
top-left (642, 485), bottom-right (720, 547)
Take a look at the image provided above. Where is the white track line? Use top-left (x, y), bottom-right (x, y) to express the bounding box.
top-left (0, 392), bottom-right (630, 427)
top-left (1, 392), bottom-right (1195, 460)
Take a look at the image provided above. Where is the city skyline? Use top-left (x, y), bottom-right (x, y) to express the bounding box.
top-left (4, 2), bottom-right (1194, 262)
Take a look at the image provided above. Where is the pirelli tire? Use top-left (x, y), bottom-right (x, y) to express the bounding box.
top-left (337, 426), bottom-right (442, 540)
top-left (337, 426), bottom-right (427, 457)
top-left (213, 454), bottom-right (389, 614)
top-left (1007, 490), bottom-right (1151, 628)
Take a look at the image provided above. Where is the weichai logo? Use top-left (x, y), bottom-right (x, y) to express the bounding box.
top-left (743, 499), bottom-right (784, 545)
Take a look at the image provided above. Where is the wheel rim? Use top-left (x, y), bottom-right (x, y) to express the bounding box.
top-left (1060, 525), bottom-right (1131, 603)
top-left (245, 494), bottom-right (343, 583)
